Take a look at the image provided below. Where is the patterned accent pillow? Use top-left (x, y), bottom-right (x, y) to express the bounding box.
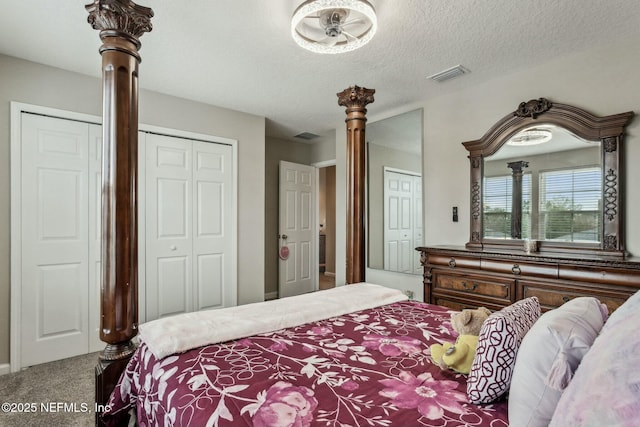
top-left (467, 297), bottom-right (540, 404)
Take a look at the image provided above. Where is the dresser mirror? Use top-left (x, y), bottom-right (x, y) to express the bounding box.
top-left (463, 98), bottom-right (634, 257)
top-left (366, 108), bottom-right (423, 274)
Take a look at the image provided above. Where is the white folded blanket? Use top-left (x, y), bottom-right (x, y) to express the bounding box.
top-left (139, 282), bottom-right (408, 359)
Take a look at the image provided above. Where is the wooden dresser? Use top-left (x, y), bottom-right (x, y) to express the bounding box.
top-left (417, 246), bottom-right (640, 313)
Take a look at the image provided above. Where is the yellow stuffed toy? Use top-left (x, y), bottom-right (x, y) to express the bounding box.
top-left (430, 307), bottom-right (491, 374)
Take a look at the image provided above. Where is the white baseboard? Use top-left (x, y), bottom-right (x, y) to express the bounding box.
top-left (265, 291), bottom-right (278, 301)
top-left (324, 271), bottom-right (335, 277)
top-left (0, 363), bottom-right (10, 376)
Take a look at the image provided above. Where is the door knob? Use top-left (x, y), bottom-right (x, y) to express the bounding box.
top-left (170, 245), bottom-right (177, 251)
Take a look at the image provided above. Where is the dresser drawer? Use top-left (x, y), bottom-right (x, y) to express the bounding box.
top-left (433, 270), bottom-right (513, 301)
top-left (520, 280), bottom-right (630, 313)
top-left (432, 296), bottom-right (504, 312)
top-left (558, 264), bottom-right (640, 288)
top-left (428, 253), bottom-right (480, 270)
top-left (481, 259), bottom-right (557, 279)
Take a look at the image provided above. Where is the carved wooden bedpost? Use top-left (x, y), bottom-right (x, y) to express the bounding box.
top-left (85, 0), bottom-right (153, 423)
top-left (507, 160), bottom-right (528, 239)
top-left (337, 86), bottom-right (375, 284)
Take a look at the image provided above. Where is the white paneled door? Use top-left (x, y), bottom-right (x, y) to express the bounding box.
top-left (412, 175), bottom-right (424, 274)
top-left (19, 114), bottom-right (100, 367)
top-left (278, 161), bottom-right (316, 298)
top-left (384, 169), bottom-right (422, 273)
top-left (144, 133), bottom-right (235, 320)
top-left (16, 110), bottom-right (236, 368)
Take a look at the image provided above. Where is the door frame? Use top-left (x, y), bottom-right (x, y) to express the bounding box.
top-left (312, 159), bottom-right (337, 286)
top-left (278, 160), bottom-right (318, 298)
top-left (10, 102), bottom-right (101, 373)
top-left (10, 102), bottom-right (238, 372)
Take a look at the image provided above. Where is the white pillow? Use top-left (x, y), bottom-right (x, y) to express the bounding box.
top-left (549, 290), bottom-right (640, 427)
top-left (508, 297), bottom-right (608, 427)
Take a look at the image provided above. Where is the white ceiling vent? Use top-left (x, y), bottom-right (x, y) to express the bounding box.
top-left (427, 65), bottom-right (469, 82)
top-left (294, 131), bottom-right (321, 140)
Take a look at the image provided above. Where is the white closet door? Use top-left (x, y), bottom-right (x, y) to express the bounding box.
top-left (192, 141), bottom-right (234, 310)
top-left (20, 114), bottom-right (90, 366)
top-left (384, 170), bottom-right (414, 273)
top-left (145, 133), bottom-right (194, 320)
top-left (412, 175), bottom-right (424, 274)
top-left (88, 124), bottom-right (104, 352)
top-left (144, 133), bottom-right (235, 321)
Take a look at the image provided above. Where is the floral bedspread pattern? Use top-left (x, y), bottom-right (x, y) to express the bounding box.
top-left (104, 301), bottom-right (508, 427)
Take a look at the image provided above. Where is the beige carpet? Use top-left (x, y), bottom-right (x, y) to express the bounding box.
top-left (0, 352), bottom-right (99, 427)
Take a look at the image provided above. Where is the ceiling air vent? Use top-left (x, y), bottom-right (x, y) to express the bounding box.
top-left (427, 65), bottom-right (469, 82)
top-left (294, 132), bottom-right (320, 140)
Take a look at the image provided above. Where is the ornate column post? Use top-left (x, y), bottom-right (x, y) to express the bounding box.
top-left (507, 160), bottom-right (528, 239)
top-left (337, 86), bottom-right (374, 284)
top-left (86, 0), bottom-right (153, 421)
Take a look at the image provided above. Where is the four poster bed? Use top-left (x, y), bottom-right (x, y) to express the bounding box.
top-left (86, 2), bottom-right (640, 427)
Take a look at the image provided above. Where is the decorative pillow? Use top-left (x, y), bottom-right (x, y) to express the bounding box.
top-left (549, 291), bottom-right (640, 427)
top-left (508, 297), bottom-right (608, 427)
top-left (601, 288), bottom-right (640, 332)
top-left (467, 297), bottom-right (540, 404)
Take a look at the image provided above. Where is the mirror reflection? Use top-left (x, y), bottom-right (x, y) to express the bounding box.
top-left (483, 125), bottom-right (601, 243)
top-left (367, 109), bottom-right (423, 274)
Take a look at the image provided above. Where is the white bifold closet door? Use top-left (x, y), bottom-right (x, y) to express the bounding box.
top-left (18, 112), bottom-right (235, 368)
top-left (143, 133), bottom-right (234, 320)
top-left (20, 114), bottom-right (103, 367)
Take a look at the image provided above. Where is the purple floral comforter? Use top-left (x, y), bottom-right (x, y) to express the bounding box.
top-left (103, 301), bottom-right (508, 427)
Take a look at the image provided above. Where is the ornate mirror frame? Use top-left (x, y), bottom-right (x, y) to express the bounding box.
top-left (463, 98), bottom-right (634, 257)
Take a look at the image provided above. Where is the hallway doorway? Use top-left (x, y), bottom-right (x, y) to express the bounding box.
top-left (318, 164), bottom-right (336, 289)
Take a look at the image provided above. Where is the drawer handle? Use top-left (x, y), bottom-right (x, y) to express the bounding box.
top-left (512, 264), bottom-right (521, 275)
top-left (448, 258), bottom-right (456, 268)
top-left (562, 296), bottom-right (571, 303)
top-left (462, 282), bottom-right (478, 291)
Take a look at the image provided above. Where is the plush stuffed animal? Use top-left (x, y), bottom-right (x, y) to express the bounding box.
top-left (430, 307), bottom-right (491, 374)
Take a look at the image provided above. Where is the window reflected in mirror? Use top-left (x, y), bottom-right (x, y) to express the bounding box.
top-left (483, 125), bottom-right (601, 243)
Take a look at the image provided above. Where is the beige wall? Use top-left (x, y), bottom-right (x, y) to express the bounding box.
top-left (421, 35), bottom-right (640, 255)
top-left (0, 54), bottom-right (266, 366)
top-left (336, 34), bottom-right (640, 294)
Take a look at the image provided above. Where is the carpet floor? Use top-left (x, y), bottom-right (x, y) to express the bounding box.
top-left (0, 352), bottom-right (99, 427)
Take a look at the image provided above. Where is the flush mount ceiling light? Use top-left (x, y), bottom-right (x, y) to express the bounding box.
top-left (507, 128), bottom-right (553, 146)
top-left (291, 0), bottom-right (377, 54)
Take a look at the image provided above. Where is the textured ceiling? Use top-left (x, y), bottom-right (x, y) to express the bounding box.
top-left (0, 1), bottom-right (639, 141)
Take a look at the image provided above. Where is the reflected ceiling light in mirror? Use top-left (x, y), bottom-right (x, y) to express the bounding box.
top-left (291, 0), bottom-right (377, 54)
top-left (507, 128), bottom-right (553, 146)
